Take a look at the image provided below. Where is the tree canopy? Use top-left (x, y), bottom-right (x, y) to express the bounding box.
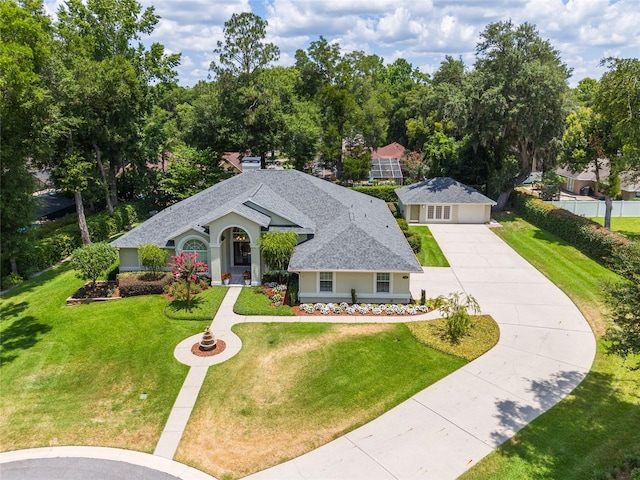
top-left (3, 6), bottom-right (639, 284)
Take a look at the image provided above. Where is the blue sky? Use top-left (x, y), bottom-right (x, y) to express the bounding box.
top-left (45, 0), bottom-right (640, 87)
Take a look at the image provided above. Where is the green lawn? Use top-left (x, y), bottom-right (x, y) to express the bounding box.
top-left (233, 286), bottom-right (295, 315)
top-left (176, 322), bottom-right (468, 479)
top-left (460, 214), bottom-right (640, 480)
top-left (164, 285), bottom-right (228, 320)
top-left (408, 225), bottom-right (449, 267)
top-left (0, 264), bottom-right (210, 453)
top-left (589, 216), bottom-right (640, 242)
top-left (1, 262), bottom-right (493, 480)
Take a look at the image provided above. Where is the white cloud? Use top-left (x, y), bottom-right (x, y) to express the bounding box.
top-left (42, 0), bottom-right (639, 87)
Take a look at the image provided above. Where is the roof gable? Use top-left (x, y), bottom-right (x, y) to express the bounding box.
top-left (371, 142), bottom-right (406, 159)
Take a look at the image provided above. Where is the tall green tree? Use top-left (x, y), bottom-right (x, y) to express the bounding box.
top-left (560, 106), bottom-right (619, 228)
top-left (0, 0), bottom-right (53, 275)
top-left (466, 21), bottom-right (570, 209)
top-left (595, 57), bottom-right (640, 172)
top-left (211, 12), bottom-right (281, 164)
top-left (51, 0), bottom-right (179, 214)
top-left (211, 12), bottom-right (279, 78)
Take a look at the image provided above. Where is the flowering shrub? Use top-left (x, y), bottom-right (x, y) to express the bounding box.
top-left (297, 302), bottom-right (432, 315)
top-left (168, 251), bottom-right (208, 308)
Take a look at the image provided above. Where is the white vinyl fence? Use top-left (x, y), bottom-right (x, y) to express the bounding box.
top-left (551, 200), bottom-right (640, 217)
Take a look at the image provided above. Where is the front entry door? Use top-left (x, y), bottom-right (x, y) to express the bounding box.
top-left (234, 242), bottom-right (251, 266)
top-left (410, 205), bottom-right (420, 222)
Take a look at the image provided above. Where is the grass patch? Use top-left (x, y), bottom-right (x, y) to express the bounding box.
top-left (408, 225), bottom-right (449, 267)
top-left (163, 286), bottom-right (228, 320)
top-left (175, 322), bottom-right (467, 479)
top-left (233, 287), bottom-right (295, 316)
top-left (588, 216), bottom-right (640, 242)
top-left (406, 315), bottom-right (500, 361)
top-left (0, 263), bottom-right (209, 453)
top-left (459, 214), bottom-right (640, 480)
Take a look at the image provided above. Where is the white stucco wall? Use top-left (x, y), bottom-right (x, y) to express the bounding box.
top-left (117, 247), bottom-right (175, 272)
top-left (207, 212), bottom-right (262, 285)
top-left (297, 271), bottom-right (413, 304)
top-left (401, 202), bottom-right (491, 224)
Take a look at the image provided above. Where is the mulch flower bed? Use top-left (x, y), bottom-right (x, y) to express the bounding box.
top-left (191, 340), bottom-right (227, 357)
top-left (71, 281), bottom-right (119, 299)
top-left (67, 281), bottom-right (121, 305)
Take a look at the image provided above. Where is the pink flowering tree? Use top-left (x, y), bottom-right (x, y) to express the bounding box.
top-left (168, 251), bottom-right (208, 308)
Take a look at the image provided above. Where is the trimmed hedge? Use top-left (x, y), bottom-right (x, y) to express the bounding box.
top-left (350, 185), bottom-right (399, 202)
top-left (118, 272), bottom-right (174, 297)
top-left (395, 217), bottom-right (421, 254)
top-left (512, 189), bottom-right (637, 279)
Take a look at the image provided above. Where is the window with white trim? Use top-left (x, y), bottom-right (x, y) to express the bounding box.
top-left (376, 272), bottom-right (390, 293)
top-left (427, 205), bottom-right (451, 220)
top-left (427, 205), bottom-right (434, 219)
top-left (182, 238), bottom-right (208, 263)
top-left (319, 272), bottom-right (333, 292)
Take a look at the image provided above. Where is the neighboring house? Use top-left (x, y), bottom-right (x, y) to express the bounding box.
top-left (621, 176), bottom-right (640, 200)
top-left (556, 165), bottom-right (601, 197)
top-left (112, 169), bottom-right (422, 303)
top-left (219, 152), bottom-right (243, 174)
top-left (395, 177), bottom-right (496, 224)
top-left (369, 142), bottom-right (407, 184)
top-left (557, 163), bottom-right (640, 200)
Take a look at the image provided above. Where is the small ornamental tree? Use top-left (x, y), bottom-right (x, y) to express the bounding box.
top-left (70, 242), bottom-right (118, 289)
top-left (138, 244), bottom-right (168, 279)
top-left (168, 251), bottom-right (208, 308)
top-left (258, 232), bottom-right (298, 282)
top-left (438, 292), bottom-right (481, 343)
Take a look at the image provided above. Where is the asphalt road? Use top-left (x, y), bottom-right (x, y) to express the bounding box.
top-left (0, 458), bottom-right (183, 480)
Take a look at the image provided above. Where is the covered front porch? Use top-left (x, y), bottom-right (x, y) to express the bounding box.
top-left (209, 222), bottom-right (261, 286)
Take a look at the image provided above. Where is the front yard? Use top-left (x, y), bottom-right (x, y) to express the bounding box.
top-left (0, 264), bottom-right (209, 453)
top-left (1, 261), bottom-right (497, 479)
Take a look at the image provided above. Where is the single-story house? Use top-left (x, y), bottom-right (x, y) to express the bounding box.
top-left (395, 177), bottom-right (496, 224)
top-left (557, 163), bottom-right (640, 200)
top-left (112, 169), bottom-right (422, 303)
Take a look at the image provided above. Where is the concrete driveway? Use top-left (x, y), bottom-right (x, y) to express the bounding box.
top-left (245, 223), bottom-right (596, 479)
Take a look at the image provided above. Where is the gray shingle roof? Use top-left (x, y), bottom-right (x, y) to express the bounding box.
top-left (112, 170), bottom-right (421, 273)
top-left (396, 177), bottom-right (496, 205)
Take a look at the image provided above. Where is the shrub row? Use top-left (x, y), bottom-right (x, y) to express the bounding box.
top-left (396, 218), bottom-right (421, 254)
top-left (118, 272), bottom-right (174, 297)
top-left (512, 189), bottom-right (637, 279)
top-left (14, 202), bottom-right (145, 278)
top-left (350, 185), bottom-right (399, 202)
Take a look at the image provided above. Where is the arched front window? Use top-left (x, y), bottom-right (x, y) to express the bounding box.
top-left (182, 238), bottom-right (208, 264)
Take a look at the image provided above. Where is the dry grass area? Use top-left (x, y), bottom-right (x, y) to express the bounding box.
top-left (175, 322), bottom-right (468, 479)
top-left (406, 315), bottom-right (500, 361)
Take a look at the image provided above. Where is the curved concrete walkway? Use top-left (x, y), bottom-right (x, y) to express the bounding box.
top-left (243, 224), bottom-right (596, 479)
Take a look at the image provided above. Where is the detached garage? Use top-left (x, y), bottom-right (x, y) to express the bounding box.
top-left (395, 177), bottom-right (496, 224)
